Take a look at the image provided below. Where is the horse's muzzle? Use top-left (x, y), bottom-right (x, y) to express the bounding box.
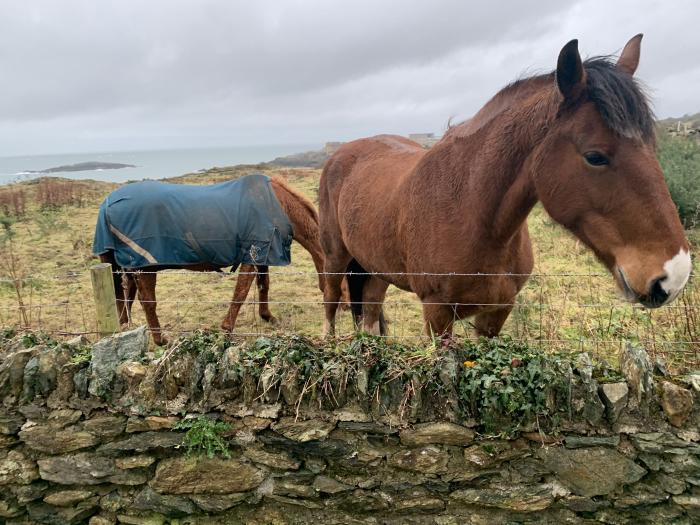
top-left (618, 268), bottom-right (670, 309)
top-left (638, 276), bottom-right (670, 309)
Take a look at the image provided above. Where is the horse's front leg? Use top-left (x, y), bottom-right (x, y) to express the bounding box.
top-left (135, 272), bottom-right (167, 346)
top-left (255, 265), bottom-right (276, 323)
top-left (221, 264), bottom-right (256, 333)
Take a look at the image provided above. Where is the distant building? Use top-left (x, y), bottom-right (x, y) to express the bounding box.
top-left (667, 121), bottom-right (700, 140)
top-left (408, 133), bottom-right (440, 148)
top-left (324, 142), bottom-right (344, 156)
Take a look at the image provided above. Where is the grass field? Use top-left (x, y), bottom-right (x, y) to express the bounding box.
top-left (1, 165), bottom-right (699, 372)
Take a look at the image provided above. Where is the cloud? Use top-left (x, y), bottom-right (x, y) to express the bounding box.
top-left (0, 0), bottom-right (697, 155)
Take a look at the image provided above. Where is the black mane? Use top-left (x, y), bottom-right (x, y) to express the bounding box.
top-left (581, 56), bottom-right (655, 141)
top-left (447, 55), bottom-right (655, 142)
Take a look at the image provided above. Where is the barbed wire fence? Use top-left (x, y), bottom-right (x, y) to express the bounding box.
top-left (0, 267), bottom-right (698, 371)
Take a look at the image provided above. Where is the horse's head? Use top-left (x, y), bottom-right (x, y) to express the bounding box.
top-left (533, 35), bottom-right (690, 308)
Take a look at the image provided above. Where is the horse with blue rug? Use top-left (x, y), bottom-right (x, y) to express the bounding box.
top-left (94, 173), bottom-right (330, 345)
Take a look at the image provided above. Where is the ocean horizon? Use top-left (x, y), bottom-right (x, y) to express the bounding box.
top-left (0, 143), bottom-right (321, 186)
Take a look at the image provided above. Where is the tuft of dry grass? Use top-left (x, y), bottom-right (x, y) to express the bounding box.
top-left (35, 178), bottom-right (90, 209)
top-left (0, 187), bottom-right (27, 218)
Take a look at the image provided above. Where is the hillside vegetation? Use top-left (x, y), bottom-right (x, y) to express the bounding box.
top-left (658, 134), bottom-right (700, 227)
top-left (657, 112), bottom-right (700, 129)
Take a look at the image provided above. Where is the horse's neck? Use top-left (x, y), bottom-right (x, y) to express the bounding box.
top-left (287, 208), bottom-right (326, 291)
top-left (423, 87), bottom-right (556, 243)
top-left (273, 184), bottom-right (325, 275)
top-left (291, 215), bottom-right (325, 274)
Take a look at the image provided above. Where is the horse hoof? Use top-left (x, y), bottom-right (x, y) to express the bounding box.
top-left (262, 315), bottom-right (278, 325)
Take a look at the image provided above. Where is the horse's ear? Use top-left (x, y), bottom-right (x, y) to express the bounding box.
top-left (556, 39), bottom-right (586, 101)
top-left (617, 33), bottom-right (643, 75)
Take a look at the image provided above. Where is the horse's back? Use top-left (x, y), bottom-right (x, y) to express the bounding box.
top-left (325, 134), bottom-right (424, 175)
top-left (321, 134), bottom-right (425, 207)
top-left (93, 174), bottom-right (293, 269)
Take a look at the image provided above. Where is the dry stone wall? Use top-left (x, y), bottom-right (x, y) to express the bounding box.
top-left (0, 326), bottom-right (698, 524)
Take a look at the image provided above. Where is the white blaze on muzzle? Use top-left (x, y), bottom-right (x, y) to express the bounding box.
top-left (660, 248), bottom-right (692, 302)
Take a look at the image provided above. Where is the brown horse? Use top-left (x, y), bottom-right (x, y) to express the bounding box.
top-left (100, 177), bottom-right (338, 345)
top-left (319, 35), bottom-right (691, 338)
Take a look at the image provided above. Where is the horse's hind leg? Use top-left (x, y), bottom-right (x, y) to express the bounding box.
top-left (255, 265), bottom-right (276, 323)
top-left (135, 272), bottom-right (167, 346)
top-left (473, 306), bottom-right (513, 338)
top-left (360, 277), bottom-right (389, 336)
top-left (120, 272), bottom-right (137, 326)
top-left (221, 264), bottom-right (256, 333)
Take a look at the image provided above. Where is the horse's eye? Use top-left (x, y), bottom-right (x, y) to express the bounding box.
top-left (583, 151), bottom-right (610, 167)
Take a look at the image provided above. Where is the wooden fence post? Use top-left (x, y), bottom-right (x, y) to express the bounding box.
top-left (91, 263), bottom-right (120, 337)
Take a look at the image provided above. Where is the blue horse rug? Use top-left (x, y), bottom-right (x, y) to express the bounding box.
top-left (93, 174), bottom-right (293, 269)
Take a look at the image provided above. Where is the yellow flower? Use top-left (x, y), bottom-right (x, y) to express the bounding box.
top-left (463, 360), bottom-right (477, 367)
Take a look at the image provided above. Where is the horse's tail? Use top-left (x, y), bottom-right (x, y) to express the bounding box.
top-left (346, 259), bottom-right (387, 336)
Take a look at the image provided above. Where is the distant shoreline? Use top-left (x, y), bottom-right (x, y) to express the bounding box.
top-left (0, 144), bottom-right (322, 186)
top-left (27, 161), bottom-right (136, 174)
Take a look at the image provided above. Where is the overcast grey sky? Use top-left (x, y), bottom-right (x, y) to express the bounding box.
top-left (1, 0), bottom-right (698, 156)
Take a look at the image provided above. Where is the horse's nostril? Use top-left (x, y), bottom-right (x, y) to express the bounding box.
top-left (641, 277), bottom-right (669, 308)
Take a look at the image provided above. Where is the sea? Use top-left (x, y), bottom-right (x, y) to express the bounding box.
top-left (0, 144), bottom-right (320, 186)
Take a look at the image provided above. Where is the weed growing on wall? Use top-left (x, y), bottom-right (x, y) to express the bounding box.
top-left (346, 332), bottom-right (450, 403)
top-left (21, 331), bottom-right (56, 348)
top-left (68, 344), bottom-right (92, 365)
top-left (222, 333), bottom-right (452, 415)
top-left (456, 337), bottom-right (568, 435)
top-left (164, 331), bottom-right (574, 434)
top-left (174, 415), bottom-right (231, 459)
top-left (176, 329), bottom-right (230, 363)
